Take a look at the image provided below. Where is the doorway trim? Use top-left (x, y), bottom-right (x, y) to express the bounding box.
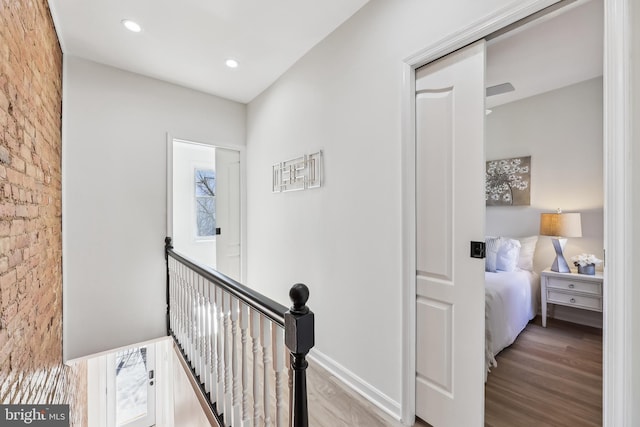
top-left (400, 0), bottom-right (631, 425)
top-left (166, 134), bottom-right (248, 282)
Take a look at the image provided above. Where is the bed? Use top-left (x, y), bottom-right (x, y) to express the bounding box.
top-left (484, 236), bottom-right (540, 378)
top-left (485, 269), bottom-right (539, 375)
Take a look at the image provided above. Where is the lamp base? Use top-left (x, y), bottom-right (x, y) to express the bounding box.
top-left (550, 238), bottom-right (571, 273)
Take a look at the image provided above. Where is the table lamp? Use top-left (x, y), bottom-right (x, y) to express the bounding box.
top-left (539, 209), bottom-right (582, 273)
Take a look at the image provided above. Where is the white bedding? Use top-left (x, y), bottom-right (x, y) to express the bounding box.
top-left (485, 269), bottom-right (539, 376)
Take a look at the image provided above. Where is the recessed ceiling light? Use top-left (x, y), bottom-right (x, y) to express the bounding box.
top-left (122, 19), bottom-right (142, 33)
top-left (225, 59), bottom-right (239, 69)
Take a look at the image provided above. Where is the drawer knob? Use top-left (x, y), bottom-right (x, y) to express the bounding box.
top-left (568, 284), bottom-right (575, 289)
top-left (570, 298), bottom-right (576, 303)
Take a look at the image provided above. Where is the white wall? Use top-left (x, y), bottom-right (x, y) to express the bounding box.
top-left (630, 0), bottom-right (640, 421)
top-left (486, 77), bottom-right (604, 274)
top-left (245, 0), bottom-right (516, 416)
top-left (62, 56), bottom-right (245, 360)
top-left (172, 141), bottom-right (216, 268)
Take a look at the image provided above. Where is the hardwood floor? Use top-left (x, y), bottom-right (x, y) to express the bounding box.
top-left (485, 317), bottom-right (602, 427)
top-left (307, 362), bottom-right (410, 427)
top-left (307, 317), bottom-right (601, 427)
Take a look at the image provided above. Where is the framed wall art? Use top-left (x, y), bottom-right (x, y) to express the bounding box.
top-left (485, 156), bottom-right (531, 206)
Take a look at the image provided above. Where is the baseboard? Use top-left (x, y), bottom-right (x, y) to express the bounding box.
top-left (308, 349), bottom-right (402, 421)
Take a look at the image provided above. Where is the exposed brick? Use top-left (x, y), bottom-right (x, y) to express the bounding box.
top-left (0, 237), bottom-right (10, 254)
top-left (0, 0), bottom-right (86, 424)
top-left (0, 147), bottom-right (10, 165)
top-left (0, 203), bottom-right (16, 218)
top-left (14, 205), bottom-right (27, 217)
top-left (0, 270), bottom-right (16, 289)
top-left (9, 219), bottom-right (23, 235)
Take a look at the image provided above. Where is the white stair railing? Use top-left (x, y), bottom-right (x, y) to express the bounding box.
top-left (165, 237), bottom-right (314, 427)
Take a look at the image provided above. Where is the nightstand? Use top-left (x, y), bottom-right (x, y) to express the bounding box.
top-left (540, 268), bottom-right (604, 327)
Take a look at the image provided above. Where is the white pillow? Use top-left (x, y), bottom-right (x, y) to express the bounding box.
top-left (516, 236), bottom-right (538, 271)
top-left (485, 237), bottom-right (501, 273)
top-left (496, 238), bottom-right (521, 272)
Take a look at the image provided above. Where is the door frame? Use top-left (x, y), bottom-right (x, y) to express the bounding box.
top-left (166, 134), bottom-right (248, 282)
top-left (400, 0), bottom-right (631, 425)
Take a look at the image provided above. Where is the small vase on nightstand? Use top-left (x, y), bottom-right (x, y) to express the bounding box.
top-left (577, 263), bottom-right (596, 275)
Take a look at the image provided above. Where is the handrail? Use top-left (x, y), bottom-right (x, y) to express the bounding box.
top-left (165, 237), bottom-right (288, 326)
top-left (164, 237), bottom-right (314, 427)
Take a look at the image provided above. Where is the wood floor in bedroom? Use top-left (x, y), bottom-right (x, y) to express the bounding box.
top-left (484, 316), bottom-right (603, 427)
top-left (306, 316), bottom-right (601, 427)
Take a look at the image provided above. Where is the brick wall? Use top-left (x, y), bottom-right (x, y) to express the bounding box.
top-left (0, 0), bottom-right (87, 425)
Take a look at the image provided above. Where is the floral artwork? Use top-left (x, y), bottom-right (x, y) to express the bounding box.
top-left (485, 156), bottom-right (531, 206)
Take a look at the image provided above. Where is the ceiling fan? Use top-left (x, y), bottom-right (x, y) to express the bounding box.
top-left (486, 82), bottom-right (515, 97)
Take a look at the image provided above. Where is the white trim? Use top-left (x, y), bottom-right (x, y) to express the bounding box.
top-left (402, 0), bottom-right (559, 69)
top-left (166, 133), bottom-right (174, 239)
top-left (603, 0), bottom-right (631, 425)
top-left (308, 349), bottom-right (402, 422)
top-left (399, 0), bottom-right (626, 424)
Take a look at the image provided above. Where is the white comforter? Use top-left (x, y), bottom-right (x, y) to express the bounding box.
top-left (485, 269), bottom-right (539, 376)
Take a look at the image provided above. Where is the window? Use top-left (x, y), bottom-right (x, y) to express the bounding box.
top-left (195, 169), bottom-right (216, 238)
top-left (106, 345), bottom-right (156, 427)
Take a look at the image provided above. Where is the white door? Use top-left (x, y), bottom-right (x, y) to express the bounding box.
top-left (415, 40), bottom-right (486, 427)
top-left (215, 148), bottom-right (241, 281)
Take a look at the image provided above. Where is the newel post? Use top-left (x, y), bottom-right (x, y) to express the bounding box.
top-left (285, 284), bottom-right (314, 427)
top-left (164, 237), bottom-right (173, 335)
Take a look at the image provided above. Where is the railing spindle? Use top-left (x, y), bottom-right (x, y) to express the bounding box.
top-left (203, 278), bottom-right (212, 397)
top-left (239, 303), bottom-right (251, 427)
top-left (231, 297), bottom-right (241, 426)
top-left (261, 315), bottom-right (272, 427)
top-left (272, 325), bottom-right (286, 427)
top-left (215, 286), bottom-right (224, 410)
top-left (250, 308), bottom-right (262, 427)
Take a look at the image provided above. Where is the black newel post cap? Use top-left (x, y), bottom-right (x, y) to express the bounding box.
top-left (289, 283), bottom-right (310, 314)
top-left (165, 236), bottom-right (173, 249)
top-left (285, 283), bottom-right (314, 355)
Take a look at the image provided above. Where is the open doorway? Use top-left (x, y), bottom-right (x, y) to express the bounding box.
top-left (170, 138), bottom-right (242, 281)
top-left (483, 0), bottom-right (604, 424)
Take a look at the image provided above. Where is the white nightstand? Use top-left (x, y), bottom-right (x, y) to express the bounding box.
top-left (540, 268), bottom-right (604, 327)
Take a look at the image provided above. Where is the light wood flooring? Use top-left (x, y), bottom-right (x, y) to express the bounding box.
top-left (308, 317), bottom-right (601, 427)
top-left (484, 317), bottom-right (602, 427)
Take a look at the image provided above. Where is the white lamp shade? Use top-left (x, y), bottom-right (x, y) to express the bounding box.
top-left (539, 212), bottom-right (582, 237)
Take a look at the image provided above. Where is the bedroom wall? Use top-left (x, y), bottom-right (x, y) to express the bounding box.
top-left (486, 77), bottom-right (604, 326)
top-left (245, 0), bottom-right (522, 417)
top-left (62, 56), bottom-right (246, 360)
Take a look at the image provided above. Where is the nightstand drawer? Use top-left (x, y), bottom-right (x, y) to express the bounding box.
top-left (546, 277), bottom-right (601, 295)
top-left (547, 290), bottom-right (602, 311)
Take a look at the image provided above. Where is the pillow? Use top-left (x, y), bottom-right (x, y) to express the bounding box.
top-left (516, 235), bottom-right (538, 271)
top-left (485, 237), bottom-right (501, 273)
top-left (496, 238), bottom-right (521, 272)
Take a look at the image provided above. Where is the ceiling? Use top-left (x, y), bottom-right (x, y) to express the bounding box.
top-left (486, 0), bottom-right (603, 108)
top-left (48, 0), bottom-right (369, 104)
top-left (48, 0), bottom-right (601, 107)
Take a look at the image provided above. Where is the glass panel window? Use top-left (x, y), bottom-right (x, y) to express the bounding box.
top-left (115, 347), bottom-right (151, 426)
top-left (195, 169), bottom-right (216, 238)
